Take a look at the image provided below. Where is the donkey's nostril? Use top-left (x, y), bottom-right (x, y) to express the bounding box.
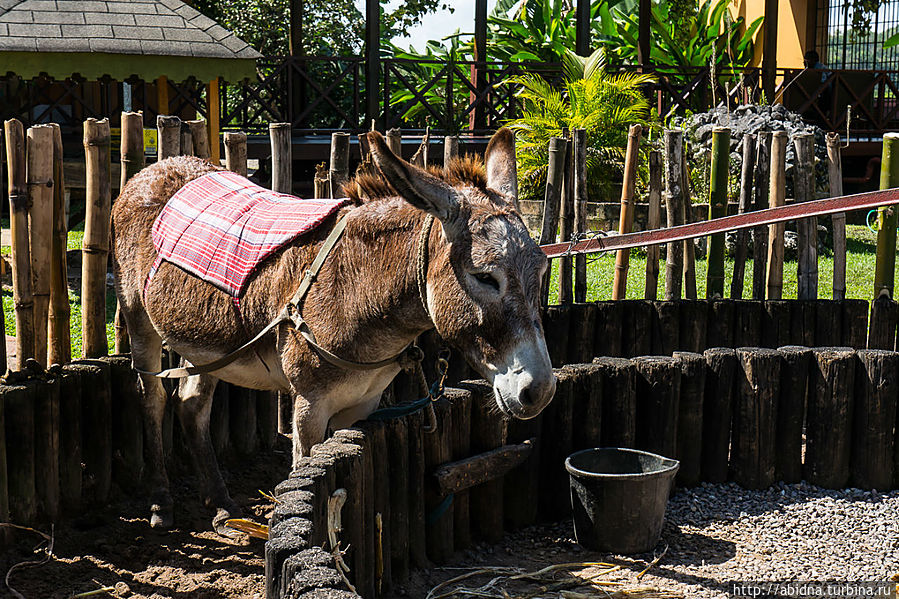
top-left (518, 385), bottom-right (536, 407)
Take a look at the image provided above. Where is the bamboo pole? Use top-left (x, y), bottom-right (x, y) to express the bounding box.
top-left (573, 129), bottom-right (588, 302)
top-left (539, 137), bottom-right (569, 305)
top-left (313, 163), bottom-right (329, 199)
top-left (115, 112), bottom-right (145, 355)
top-left (82, 118), bottom-right (112, 358)
top-left (731, 133), bottom-right (756, 299)
top-left (874, 133), bottom-right (899, 298)
top-left (766, 131), bottom-right (788, 300)
top-left (187, 119), bottom-right (210, 160)
top-left (5, 119), bottom-right (33, 369)
top-left (26, 125), bottom-right (54, 367)
top-left (752, 131), bottom-right (771, 300)
top-left (794, 133), bottom-right (818, 300)
top-left (270, 122), bottom-right (292, 193)
top-left (48, 124), bottom-right (71, 365)
top-left (827, 132), bottom-right (847, 301)
top-left (329, 132), bottom-right (351, 198)
top-left (224, 131), bottom-right (248, 177)
top-left (559, 129), bottom-right (574, 305)
top-left (612, 124), bottom-right (642, 300)
top-left (681, 142), bottom-right (697, 299)
top-left (644, 150), bottom-right (662, 299)
top-left (179, 126), bottom-right (193, 157)
top-left (664, 129), bottom-right (684, 300)
top-left (156, 115), bottom-right (181, 160)
top-left (706, 127), bottom-right (730, 298)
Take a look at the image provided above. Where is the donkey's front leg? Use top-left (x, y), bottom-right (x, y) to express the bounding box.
top-left (177, 372), bottom-right (242, 535)
top-left (291, 394), bottom-right (331, 468)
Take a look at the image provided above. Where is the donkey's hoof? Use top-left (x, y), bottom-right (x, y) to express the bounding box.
top-left (149, 504), bottom-right (174, 529)
top-left (212, 506), bottom-right (243, 538)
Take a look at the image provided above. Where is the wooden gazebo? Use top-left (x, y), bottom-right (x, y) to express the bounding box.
top-left (0, 0), bottom-right (261, 162)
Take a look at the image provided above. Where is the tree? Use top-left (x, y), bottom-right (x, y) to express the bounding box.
top-left (194, 0), bottom-right (452, 56)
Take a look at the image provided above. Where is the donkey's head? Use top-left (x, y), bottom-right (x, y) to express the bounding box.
top-left (368, 128), bottom-right (555, 419)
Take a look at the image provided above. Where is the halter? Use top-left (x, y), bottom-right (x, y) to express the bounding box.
top-left (140, 212), bottom-right (430, 378)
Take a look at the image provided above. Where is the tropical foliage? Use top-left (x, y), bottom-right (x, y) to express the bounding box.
top-left (504, 49), bottom-right (657, 203)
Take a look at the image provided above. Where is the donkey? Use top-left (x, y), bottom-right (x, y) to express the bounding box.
top-left (112, 127), bottom-right (555, 533)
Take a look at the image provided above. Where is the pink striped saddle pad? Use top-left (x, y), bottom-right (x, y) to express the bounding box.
top-left (151, 171), bottom-right (348, 297)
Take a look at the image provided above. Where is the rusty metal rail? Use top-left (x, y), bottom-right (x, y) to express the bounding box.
top-left (541, 187), bottom-right (899, 259)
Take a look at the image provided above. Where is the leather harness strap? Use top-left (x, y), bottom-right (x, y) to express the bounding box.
top-left (138, 212), bottom-right (429, 378)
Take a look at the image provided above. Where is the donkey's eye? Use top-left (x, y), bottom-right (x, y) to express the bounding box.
top-left (473, 272), bottom-right (501, 292)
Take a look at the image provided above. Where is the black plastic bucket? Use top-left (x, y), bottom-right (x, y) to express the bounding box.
top-left (565, 447), bottom-right (679, 553)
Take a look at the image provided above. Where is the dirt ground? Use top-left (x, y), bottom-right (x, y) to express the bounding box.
top-left (1, 445), bottom-right (291, 599)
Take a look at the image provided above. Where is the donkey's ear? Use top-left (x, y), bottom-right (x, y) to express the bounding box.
top-left (485, 127), bottom-right (519, 209)
top-left (368, 131), bottom-right (461, 225)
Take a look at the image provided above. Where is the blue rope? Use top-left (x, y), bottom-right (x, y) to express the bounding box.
top-left (426, 493), bottom-right (454, 525)
top-left (366, 395), bottom-right (431, 421)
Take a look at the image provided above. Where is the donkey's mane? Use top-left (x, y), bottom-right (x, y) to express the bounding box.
top-left (344, 155), bottom-right (488, 204)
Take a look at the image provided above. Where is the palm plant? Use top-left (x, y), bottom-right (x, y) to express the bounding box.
top-left (505, 48), bottom-right (657, 203)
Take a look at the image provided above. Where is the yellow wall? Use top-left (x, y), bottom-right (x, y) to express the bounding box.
top-left (731, 0), bottom-right (814, 70)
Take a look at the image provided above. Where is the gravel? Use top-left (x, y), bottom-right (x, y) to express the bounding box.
top-left (389, 482), bottom-right (899, 598)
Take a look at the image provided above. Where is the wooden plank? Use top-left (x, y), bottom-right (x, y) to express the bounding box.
top-left (433, 439), bottom-right (534, 495)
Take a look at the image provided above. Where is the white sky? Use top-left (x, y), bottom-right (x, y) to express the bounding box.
top-left (355, 1), bottom-right (500, 51)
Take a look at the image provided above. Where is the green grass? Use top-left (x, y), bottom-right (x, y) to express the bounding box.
top-left (0, 225), bottom-right (885, 360)
top-left (548, 225), bottom-right (879, 303)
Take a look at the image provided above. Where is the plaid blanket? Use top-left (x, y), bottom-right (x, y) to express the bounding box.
top-left (151, 171), bottom-right (348, 297)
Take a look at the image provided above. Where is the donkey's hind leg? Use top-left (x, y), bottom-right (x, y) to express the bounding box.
top-left (177, 371), bottom-right (242, 535)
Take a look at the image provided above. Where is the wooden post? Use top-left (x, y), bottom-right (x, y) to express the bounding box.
top-left (34, 379), bottom-right (61, 520)
top-left (573, 129), bottom-right (589, 303)
top-left (406, 409), bottom-right (429, 569)
top-left (386, 128), bottom-right (402, 156)
top-left (707, 298), bottom-right (735, 347)
top-left (701, 348), bottom-right (736, 482)
top-left (270, 122), bottom-right (292, 193)
top-left (594, 357), bottom-right (636, 447)
top-left (58, 368), bottom-right (82, 511)
top-left (365, 0), bottom-right (380, 126)
top-left (679, 299), bottom-right (708, 353)
top-left (763, 300), bottom-right (792, 348)
top-left (443, 135), bottom-right (459, 167)
top-left (645, 150), bottom-right (662, 299)
top-left (731, 347), bottom-right (780, 489)
top-left (638, 0), bottom-right (651, 68)
top-left (329, 132), bottom-right (350, 198)
top-left (156, 75), bottom-right (169, 117)
top-left (613, 124), bottom-right (642, 300)
top-left (180, 126), bottom-right (193, 157)
top-left (385, 416), bottom-right (410, 580)
top-left (673, 352), bottom-right (705, 486)
top-left (766, 131), bottom-right (787, 300)
top-left (5, 119), bottom-right (34, 369)
top-left (311, 163), bottom-right (328, 199)
top-left (538, 369), bottom-right (573, 518)
top-left (594, 302), bottom-right (624, 357)
top-left (187, 119), bottom-right (210, 160)
top-left (559, 131), bottom-right (574, 305)
top-left (156, 115), bottom-right (181, 160)
top-left (571, 363), bottom-right (602, 451)
top-left (827, 133), bottom-right (847, 301)
top-left (867, 295), bottom-right (898, 350)
top-left (731, 134), bottom-right (756, 299)
top-left (652, 301), bottom-right (680, 356)
top-left (109, 355), bottom-right (143, 491)
top-left (207, 78), bottom-right (221, 164)
top-left (633, 356), bottom-right (681, 458)
top-left (874, 133), bottom-right (899, 298)
top-left (230, 387), bottom-right (257, 455)
top-left (540, 137), bottom-right (569, 304)
top-left (424, 398), bottom-right (454, 563)
top-left (224, 132), bottom-right (248, 177)
top-left (706, 127), bottom-right (730, 298)
top-left (815, 299), bottom-right (841, 347)
top-left (805, 347), bottom-right (855, 488)
top-left (82, 118), bottom-right (112, 358)
top-left (794, 133), bottom-right (818, 300)
top-left (761, 0), bottom-right (779, 100)
top-left (622, 299), bottom-right (652, 357)
top-left (48, 124), bottom-right (68, 365)
top-left (115, 112), bottom-right (145, 356)
top-left (0, 386), bottom-right (7, 542)
top-left (576, 0), bottom-right (591, 56)
top-left (73, 359), bottom-right (112, 503)
top-left (775, 345), bottom-right (812, 483)
top-left (852, 350), bottom-right (899, 489)
top-left (4, 384), bottom-right (36, 523)
top-left (471, 0), bottom-right (488, 131)
top-left (664, 130), bottom-right (685, 300)
top-left (26, 125), bottom-right (54, 367)
top-left (450, 391), bottom-right (471, 551)
top-left (843, 299), bottom-right (869, 349)
top-left (752, 132), bottom-right (771, 300)
top-left (681, 144), bottom-right (698, 300)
